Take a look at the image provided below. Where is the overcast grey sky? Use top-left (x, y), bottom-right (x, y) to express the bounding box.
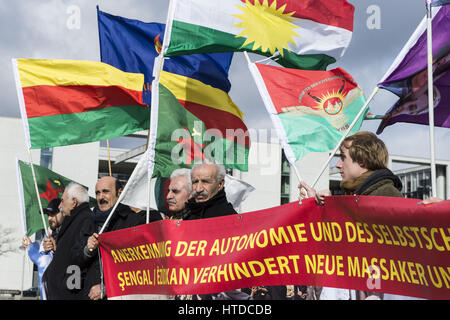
top-left (1, 0), bottom-right (448, 162)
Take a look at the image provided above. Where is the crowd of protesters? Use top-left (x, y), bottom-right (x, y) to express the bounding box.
top-left (22, 132), bottom-right (442, 300)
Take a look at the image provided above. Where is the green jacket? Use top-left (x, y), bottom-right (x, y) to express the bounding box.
top-left (341, 168), bottom-right (403, 197)
top-left (357, 169), bottom-right (403, 197)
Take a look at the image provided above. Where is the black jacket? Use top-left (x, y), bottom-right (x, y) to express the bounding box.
top-left (183, 188), bottom-right (237, 220)
top-left (42, 202), bottom-right (97, 300)
top-left (87, 203), bottom-right (163, 297)
top-left (100, 203), bottom-right (162, 233)
top-left (182, 188), bottom-right (237, 300)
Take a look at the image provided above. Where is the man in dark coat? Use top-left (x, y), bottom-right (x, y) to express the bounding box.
top-left (182, 162), bottom-right (237, 220)
top-left (42, 183), bottom-right (97, 300)
top-left (85, 176), bottom-right (162, 299)
top-left (91, 176), bottom-right (161, 232)
top-left (180, 163), bottom-right (254, 300)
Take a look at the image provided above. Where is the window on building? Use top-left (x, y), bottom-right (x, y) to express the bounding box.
top-left (40, 148), bottom-right (53, 169)
top-left (398, 168), bottom-right (433, 200)
top-left (281, 153), bottom-right (290, 204)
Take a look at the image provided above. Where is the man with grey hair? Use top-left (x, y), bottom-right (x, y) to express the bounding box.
top-left (183, 162), bottom-right (237, 220)
top-left (166, 168), bottom-right (192, 219)
top-left (181, 163), bottom-right (252, 300)
top-left (42, 182), bottom-right (98, 300)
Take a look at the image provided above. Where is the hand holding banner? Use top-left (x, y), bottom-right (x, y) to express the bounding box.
top-left (99, 196), bottom-right (449, 300)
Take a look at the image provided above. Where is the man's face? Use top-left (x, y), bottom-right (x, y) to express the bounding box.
top-left (95, 177), bottom-right (119, 211)
top-left (166, 176), bottom-right (191, 213)
top-left (191, 164), bottom-right (224, 203)
top-left (336, 145), bottom-right (367, 182)
top-left (47, 211), bottom-right (64, 230)
top-left (59, 190), bottom-right (77, 216)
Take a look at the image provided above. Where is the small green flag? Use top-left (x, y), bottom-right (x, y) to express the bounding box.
top-left (16, 159), bottom-right (93, 236)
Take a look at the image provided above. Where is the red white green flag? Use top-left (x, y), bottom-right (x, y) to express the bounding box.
top-left (12, 59), bottom-right (150, 149)
top-left (165, 0), bottom-right (354, 70)
top-left (248, 62), bottom-right (368, 163)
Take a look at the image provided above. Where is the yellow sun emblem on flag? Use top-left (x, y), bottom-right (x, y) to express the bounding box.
top-left (233, 0), bottom-right (300, 56)
top-left (314, 91), bottom-right (347, 116)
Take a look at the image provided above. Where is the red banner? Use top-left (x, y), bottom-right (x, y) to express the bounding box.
top-left (99, 196), bottom-right (450, 300)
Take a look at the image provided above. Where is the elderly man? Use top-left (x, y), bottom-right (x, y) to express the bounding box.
top-left (41, 183), bottom-right (97, 300)
top-left (166, 168), bottom-right (192, 219)
top-left (183, 162), bottom-right (237, 220)
top-left (178, 163), bottom-right (253, 300)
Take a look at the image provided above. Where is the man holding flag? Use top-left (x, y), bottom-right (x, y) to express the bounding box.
top-left (299, 131), bottom-right (404, 300)
top-left (42, 183), bottom-right (98, 300)
top-left (21, 198), bottom-right (63, 300)
top-left (84, 176), bottom-right (162, 300)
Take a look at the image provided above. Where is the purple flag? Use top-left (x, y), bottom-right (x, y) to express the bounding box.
top-left (376, 6), bottom-right (450, 134)
top-left (429, 0), bottom-right (450, 7)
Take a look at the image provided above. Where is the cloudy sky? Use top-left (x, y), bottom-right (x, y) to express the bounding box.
top-left (1, 0), bottom-right (448, 163)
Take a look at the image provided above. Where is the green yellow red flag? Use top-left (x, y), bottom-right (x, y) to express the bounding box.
top-left (12, 58), bottom-right (150, 149)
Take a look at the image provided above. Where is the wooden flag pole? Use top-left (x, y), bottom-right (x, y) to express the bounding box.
top-left (145, 130), bottom-right (150, 150)
top-left (106, 139), bottom-right (112, 177)
top-left (27, 149), bottom-right (50, 238)
top-left (98, 156), bottom-right (143, 234)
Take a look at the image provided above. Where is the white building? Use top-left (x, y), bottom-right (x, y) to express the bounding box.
top-left (0, 116), bottom-right (448, 295)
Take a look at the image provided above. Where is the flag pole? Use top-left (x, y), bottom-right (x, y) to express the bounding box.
top-left (12, 58), bottom-right (49, 237)
top-left (27, 149), bottom-right (50, 238)
top-left (99, 155), bottom-right (144, 234)
top-left (426, 0), bottom-right (437, 197)
top-left (106, 139), bottom-right (112, 176)
top-left (145, 131), bottom-right (150, 150)
top-left (244, 51), bottom-right (304, 182)
top-left (145, 57), bottom-right (166, 224)
top-left (142, 0), bottom-right (174, 224)
top-left (311, 87), bottom-right (379, 188)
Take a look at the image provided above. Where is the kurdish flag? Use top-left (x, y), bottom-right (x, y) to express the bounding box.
top-left (248, 63), bottom-right (367, 163)
top-left (16, 159), bottom-right (87, 236)
top-left (152, 70), bottom-right (250, 177)
top-left (165, 0), bottom-right (354, 70)
top-left (12, 59), bottom-right (150, 149)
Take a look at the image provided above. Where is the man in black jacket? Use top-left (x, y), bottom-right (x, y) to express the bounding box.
top-left (42, 183), bottom-right (97, 300)
top-left (181, 163), bottom-right (254, 300)
top-left (183, 162), bottom-right (237, 220)
top-left (92, 176), bottom-right (162, 231)
top-left (85, 176), bottom-right (162, 299)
